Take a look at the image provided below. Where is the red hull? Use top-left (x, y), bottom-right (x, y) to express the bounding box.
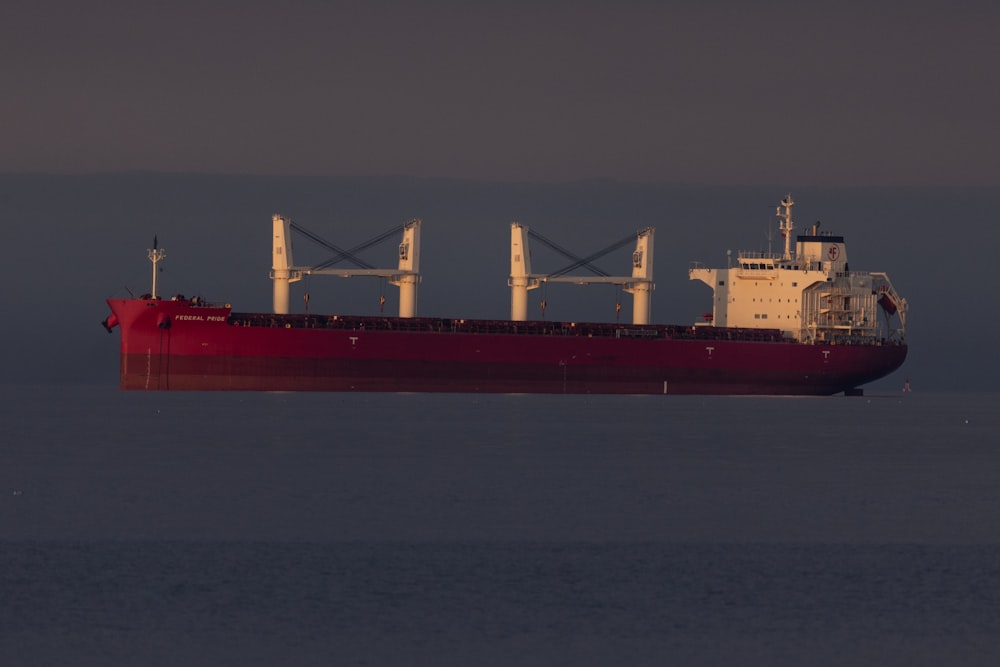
top-left (106, 298), bottom-right (907, 395)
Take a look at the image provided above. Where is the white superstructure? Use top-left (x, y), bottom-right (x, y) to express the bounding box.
top-left (689, 195), bottom-right (907, 344)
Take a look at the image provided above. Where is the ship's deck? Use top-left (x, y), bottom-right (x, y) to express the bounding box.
top-left (228, 312), bottom-right (797, 343)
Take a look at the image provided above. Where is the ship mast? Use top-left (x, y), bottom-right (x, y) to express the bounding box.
top-left (777, 194), bottom-right (794, 261)
top-left (147, 237), bottom-right (166, 299)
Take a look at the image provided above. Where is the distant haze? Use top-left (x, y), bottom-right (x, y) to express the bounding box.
top-left (2, 2), bottom-right (998, 186)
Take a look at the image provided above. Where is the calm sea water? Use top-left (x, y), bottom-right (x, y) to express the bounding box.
top-left (3, 386), bottom-right (1000, 665)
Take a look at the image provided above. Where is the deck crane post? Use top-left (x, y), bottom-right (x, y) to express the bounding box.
top-left (271, 216), bottom-right (421, 317)
top-left (509, 225), bottom-right (655, 325)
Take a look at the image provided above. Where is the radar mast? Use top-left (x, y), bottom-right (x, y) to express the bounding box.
top-left (777, 194), bottom-right (794, 261)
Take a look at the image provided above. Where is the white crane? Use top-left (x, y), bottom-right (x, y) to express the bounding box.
top-left (271, 215), bottom-right (421, 317)
top-left (509, 224), bottom-right (655, 324)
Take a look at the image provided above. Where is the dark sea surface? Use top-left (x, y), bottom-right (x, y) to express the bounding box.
top-left (3, 386), bottom-right (999, 666)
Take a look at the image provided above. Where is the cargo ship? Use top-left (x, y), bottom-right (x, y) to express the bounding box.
top-left (102, 195), bottom-right (908, 395)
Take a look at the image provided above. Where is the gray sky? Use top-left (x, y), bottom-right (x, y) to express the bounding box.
top-left (3, 0), bottom-right (998, 185)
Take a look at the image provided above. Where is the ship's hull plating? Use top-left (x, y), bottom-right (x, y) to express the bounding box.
top-left (107, 299), bottom-right (907, 395)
